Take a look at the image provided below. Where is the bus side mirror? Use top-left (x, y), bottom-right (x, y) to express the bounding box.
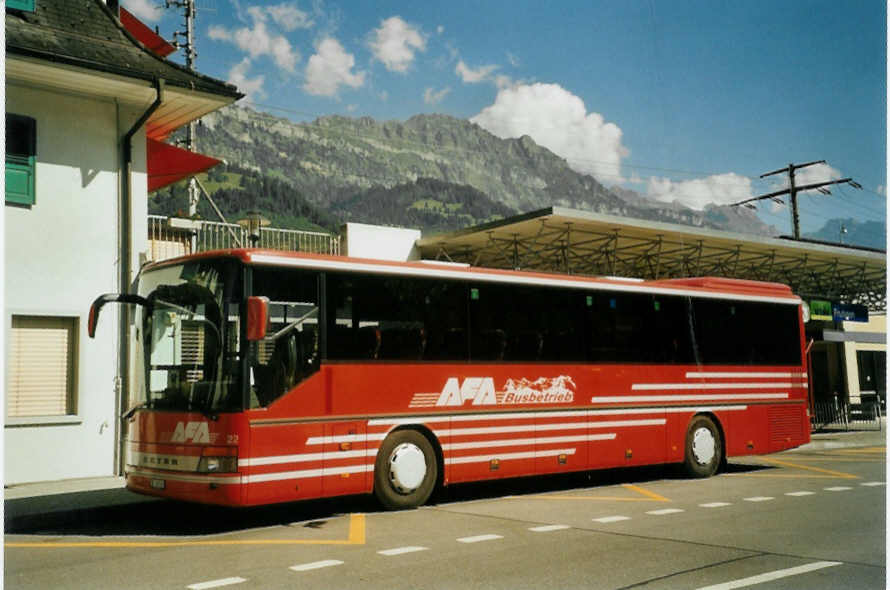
top-left (247, 296), bottom-right (269, 341)
top-left (88, 293), bottom-right (149, 338)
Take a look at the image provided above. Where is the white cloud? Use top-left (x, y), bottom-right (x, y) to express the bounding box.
top-left (265, 3), bottom-right (313, 31)
top-left (304, 38), bottom-right (365, 97)
top-left (455, 60), bottom-right (498, 83)
top-left (506, 52), bottom-right (520, 67)
top-left (437, 25), bottom-right (445, 34)
top-left (207, 4), bottom-right (301, 72)
top-left (646, 173), bottom-right (754, 210)
top-left (122, 0), bottom-right (162, 22)
top-left (471, 82), bottom-right (630, 181)
top-left (227, 58), bottom-right (266, 102)
top-left (369, 16), bottom-right (426, 73)
top-left (423, 86), bottom-right (451, 105)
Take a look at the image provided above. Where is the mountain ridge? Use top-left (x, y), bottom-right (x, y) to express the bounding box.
top-left (158, 105), bottom-right (785, 237)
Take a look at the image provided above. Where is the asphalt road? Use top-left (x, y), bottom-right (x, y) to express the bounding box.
top-left (5, 445), bottom-right (885, 589)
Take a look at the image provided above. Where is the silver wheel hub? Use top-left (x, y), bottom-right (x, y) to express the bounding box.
top-left (692, 427), bottom-right (716, 465)
top-left (388, 442), bottom-right (427, 494)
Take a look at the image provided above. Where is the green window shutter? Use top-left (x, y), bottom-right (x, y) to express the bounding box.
top-left (6, 114), bottom-right (36, 206)
top-left (6, 0), bottom-right (35, 12)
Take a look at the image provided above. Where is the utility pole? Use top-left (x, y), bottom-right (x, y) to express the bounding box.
top-left (166, 0), bottom-right (200, 220)
top-left (731, 160), bottom-right (862, 240)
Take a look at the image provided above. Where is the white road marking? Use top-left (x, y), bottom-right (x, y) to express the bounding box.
top-left (785, 491), bottom-right (815, 496)
top-left (187, 578), bottom-right (247, 590)
top-left (699, 502), bottom-right (732, 508)
top-left (378, 546), bottom-right (428, 556)
top-left (646, 508), bottom-right (685, 515)
top-left (743, 496), bottom-right (774, 502)
top-left (289, 560), bottom-right (344, 572)
top-left (861, 481), bottom-right (885, 486)
top-left (529, 524), bottom-right (571, 532)
top-left (593, 516), bottom-right (631, 523)
top-left (457, 534), bottom-right (503, 543)
top-left (695, 560), bottom-right (842, 590)
top-left (824, 486), bottom-right (853, 491)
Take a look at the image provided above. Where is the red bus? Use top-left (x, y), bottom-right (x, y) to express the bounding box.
top-left (89, 249), bottom-right (810, 509)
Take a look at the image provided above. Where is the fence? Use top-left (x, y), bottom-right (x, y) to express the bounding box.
top-left (147, 215), bottom-right (341, 262)
top-left (811, 397), bottom-right (883, 432)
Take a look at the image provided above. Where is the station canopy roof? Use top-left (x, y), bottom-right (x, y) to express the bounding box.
top-left (415, 207), bottom-right (887, 311)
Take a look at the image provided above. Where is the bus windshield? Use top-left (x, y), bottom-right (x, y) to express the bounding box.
top-left (132, 259), bottom-right (243, 415)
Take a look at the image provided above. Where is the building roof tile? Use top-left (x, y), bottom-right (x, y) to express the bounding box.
top-left (6, 0), bottom-right (242, 99)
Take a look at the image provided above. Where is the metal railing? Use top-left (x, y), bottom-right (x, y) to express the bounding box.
top-left (147, 215), bottom-right (341, 262)
top-left (812, 397), bottom-right (883, 432)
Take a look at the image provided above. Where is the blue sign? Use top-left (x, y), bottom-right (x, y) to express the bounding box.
top-left (832, 303), bottom-right (869, 322)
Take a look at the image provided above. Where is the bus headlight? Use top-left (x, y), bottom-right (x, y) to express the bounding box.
top-left (197, 456), bottom-right (238, 473)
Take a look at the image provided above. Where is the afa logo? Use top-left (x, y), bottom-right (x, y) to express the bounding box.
top-left (436, 377), bottom-right (497, 406)
top-left (409, 375), bottom-right (576, 408)
top-left (170, 421), bottom-right (210, 443)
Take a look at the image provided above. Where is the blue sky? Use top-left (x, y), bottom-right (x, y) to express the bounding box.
top-left (124, 0), bottom-right (887, 235)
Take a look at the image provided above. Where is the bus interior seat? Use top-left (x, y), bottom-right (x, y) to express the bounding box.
top-left (357, 326), bottom-right (381, 359)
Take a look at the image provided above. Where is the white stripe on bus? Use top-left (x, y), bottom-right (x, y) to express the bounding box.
top-left (368, 405), bottom-right (753, 428)
top-left (243, 464), bottom-right (374, 483)
top-left (305, 433), bottom-right (388, 445)
top-left (436, 419), bottom-right (665, 438)
top-left (632, 382), bottom-right (792, 391)
top-left (239, 449), bottom-right (378, 467)
top-left (685, 372), bottom-right (806, 379)
top-left (594, 394), bottom-right (788, 403)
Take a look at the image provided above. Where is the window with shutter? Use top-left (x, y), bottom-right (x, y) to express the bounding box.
top-left (6, 114), bottom-right (37, 206)
top-left (8, 316), bottom-right (78, 418)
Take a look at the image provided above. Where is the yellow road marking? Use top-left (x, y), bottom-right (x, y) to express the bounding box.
top-left (769, 457), bottom-right (885, 463)
top-left (622, 484), bottom-right (671, 502)
top-left (512, 483), bottom-right (670, 503)
top-left (729, 457), bottom-right (859, 480)
top-left (834, 447), bottom-right (886, 454)
top-left (5, 513), bottom-right (366, 549)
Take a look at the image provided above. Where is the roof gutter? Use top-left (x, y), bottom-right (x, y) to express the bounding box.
top-left (116, 78), bottom-right (164, 476)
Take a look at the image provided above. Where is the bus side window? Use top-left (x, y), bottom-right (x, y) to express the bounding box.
top-left (249, 268), bottom-right (320, 408)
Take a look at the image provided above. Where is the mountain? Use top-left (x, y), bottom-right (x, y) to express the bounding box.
top-left (804, 218), bottom-right (886, 250)
top-left (153, 105), bottom-right (777, 237)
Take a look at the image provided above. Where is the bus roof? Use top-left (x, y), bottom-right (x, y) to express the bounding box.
top-left (144, 248), bottom-right (800, 305)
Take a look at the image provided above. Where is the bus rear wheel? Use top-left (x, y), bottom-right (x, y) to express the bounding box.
top-left (374, 429), bottom-right (438, 510)
top-left (683, 415), bottom-right (722, 478)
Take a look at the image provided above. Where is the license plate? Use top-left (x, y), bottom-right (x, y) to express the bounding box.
top-left (150, 478), bottom-right (166, 490)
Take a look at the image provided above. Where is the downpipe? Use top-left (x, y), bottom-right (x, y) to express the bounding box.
top-left (116, 78), bottom-right (164, 476)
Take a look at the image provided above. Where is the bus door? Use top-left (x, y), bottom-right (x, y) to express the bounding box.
top-left (322, 421), bottom-right (368, 496)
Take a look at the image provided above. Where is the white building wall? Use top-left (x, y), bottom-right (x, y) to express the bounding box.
top-left (4, 84), bottom-right (138, 483)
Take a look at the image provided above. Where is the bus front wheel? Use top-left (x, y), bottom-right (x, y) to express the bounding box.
top-left (374, 429), bottom-right (438, 509)
top-left (683, 415), bottom-right (722, 478)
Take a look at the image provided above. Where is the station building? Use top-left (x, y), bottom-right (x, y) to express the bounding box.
top-left (4, 0), bottom-right (241, 485)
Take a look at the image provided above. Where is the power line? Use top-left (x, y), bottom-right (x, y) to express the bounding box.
top-left (731, 161), bottom-right (863, 239)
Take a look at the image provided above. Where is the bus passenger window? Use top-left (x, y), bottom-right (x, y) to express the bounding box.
top-left (249, 268), bottom-right (320, 408)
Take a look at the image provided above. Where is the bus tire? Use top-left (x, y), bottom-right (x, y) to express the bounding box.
top-left (683, 415), bottom-right (722, 478)
top-left (374, 429), bottom-right (438, 510)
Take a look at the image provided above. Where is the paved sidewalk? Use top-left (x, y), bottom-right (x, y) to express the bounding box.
top-left (798, 427), bottom-right (886, 451)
